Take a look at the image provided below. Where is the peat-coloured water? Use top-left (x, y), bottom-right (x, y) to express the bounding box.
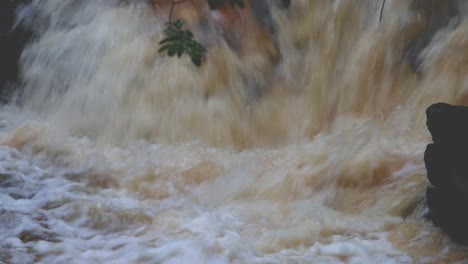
top-left (1, 0), bottom-right (468, 263)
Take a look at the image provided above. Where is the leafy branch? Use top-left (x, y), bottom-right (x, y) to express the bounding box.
top-left (158, 0), bottom-right (206, 66)
top-left (159, 19), bottom-right (207, 66)
top-left (158, 0), bottom-right (245, 66)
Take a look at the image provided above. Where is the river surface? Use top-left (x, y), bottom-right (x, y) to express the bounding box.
top-left (1, 0), bottom-right (468, 263)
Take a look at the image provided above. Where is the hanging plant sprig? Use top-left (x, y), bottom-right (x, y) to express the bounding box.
top-left (159, 0), bottom-right (207, 66)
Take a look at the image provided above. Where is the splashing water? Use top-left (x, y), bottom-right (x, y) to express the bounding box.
top-left (2, 0), bottom-right (468, 263)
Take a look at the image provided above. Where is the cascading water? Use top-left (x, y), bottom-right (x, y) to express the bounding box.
top-left (1, 0), bottom-right (468, 263)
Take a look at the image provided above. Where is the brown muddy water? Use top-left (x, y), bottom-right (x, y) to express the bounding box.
top-left (1, 0), bottom-right (468, 263)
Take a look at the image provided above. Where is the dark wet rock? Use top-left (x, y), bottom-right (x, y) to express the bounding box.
top-left (404, 0), bottom-right (459, 73)
top-left (250, 0), bottom-right (276, 36)
top-left (0, 0), bottom-right (33, 99)
top-left (425, 102), bottom-right (468, 244)
top-left (426, 103), bottom-right (468, 145)
top-left (207, 0), bottom-right (225, 10)
top-left (278, 0), bottom-right (291, 9)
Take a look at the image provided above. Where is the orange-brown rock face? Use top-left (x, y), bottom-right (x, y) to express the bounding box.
top-left (151, 0), bottom-right (279, 61)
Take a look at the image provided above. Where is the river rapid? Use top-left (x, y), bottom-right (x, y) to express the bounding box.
top-left (1, 0), bottom-right (468, 263)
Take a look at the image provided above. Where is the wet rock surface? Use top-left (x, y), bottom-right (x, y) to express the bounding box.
top-left (0, 0), bottom-right (33, 99)
top-left (404, 0), bottom-right (459, 73)
top-left (425, 102), bottom-right (468, 244)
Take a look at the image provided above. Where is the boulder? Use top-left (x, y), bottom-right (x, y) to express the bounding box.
top-left (425, 102), bottom-right (468, 244)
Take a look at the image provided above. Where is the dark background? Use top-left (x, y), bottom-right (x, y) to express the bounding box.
top-left (0, 0), bottom-right (32, 99)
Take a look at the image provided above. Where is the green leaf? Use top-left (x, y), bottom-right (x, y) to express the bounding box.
top-left (159, 36), bottom-right (180, 45)
top-left (174, 19), bottom-right (185, 29)
top-left (168, 45), bottom-right (177, 57)
top-left (165, 28), bottom-right (178, 37)
top-left (158, 44), bottom-right (171, 53)
top-left (181, 30), bottom-right (194, 38)
top-left (177, 45), bottom-right (184, 57)
top-left (158, 18), bottom-right (206, 66)
top-left (191, 54), bottom-right (202, 67)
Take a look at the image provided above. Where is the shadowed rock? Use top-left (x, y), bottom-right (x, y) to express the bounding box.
top-left (426, 103), bottom-right (468, 145)
top-left (425, 102), bottom-right (468, 244)
top-left (0, 0), bottom-right (33, 100)
top-left (405, 0), bottom-right (459, 73)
